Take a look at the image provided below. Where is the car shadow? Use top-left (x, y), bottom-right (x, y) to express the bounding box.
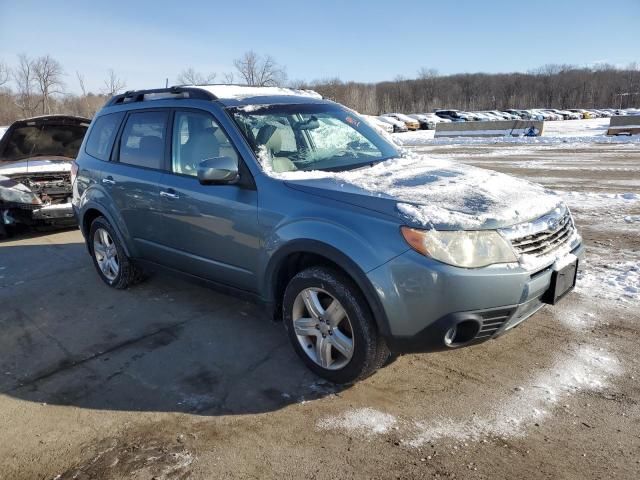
top-left (0, 232), bottom-right (344, 416)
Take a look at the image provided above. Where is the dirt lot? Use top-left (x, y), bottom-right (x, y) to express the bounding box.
top-left (1, 141), bottom-right (639, 479)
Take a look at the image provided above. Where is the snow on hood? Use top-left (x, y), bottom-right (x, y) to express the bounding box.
top-left (266, 153), bottom-right (563, 230)
top-left (0, 158), bottom-right (72, 177)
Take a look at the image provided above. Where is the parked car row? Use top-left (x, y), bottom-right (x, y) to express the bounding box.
top-left (365, 107), bottom-right (638, 131)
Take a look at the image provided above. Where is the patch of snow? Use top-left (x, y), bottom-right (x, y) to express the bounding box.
top-left (317, 408), bottom-right (397, 436)
top-left (408, 345), bottom-right (620, 445)
top-left (189, 84), bottom-right (322, 100)
top-left (576, 260), bottom-right (639, 302)
top-left (0, 126), bottom-right (7, 139)
top-left (259, 150), bottom-right (563, 230)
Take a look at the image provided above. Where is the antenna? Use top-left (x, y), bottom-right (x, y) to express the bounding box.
top-left (165, 78), bottom-right (169, 88)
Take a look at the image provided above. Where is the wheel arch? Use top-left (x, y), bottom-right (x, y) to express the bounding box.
top-left (79, 202), bottom-right (132, 258)
top-left (264, 239), bottom-right (392, 337)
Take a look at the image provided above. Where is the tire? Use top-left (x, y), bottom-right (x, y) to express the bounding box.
top-left (88, 216), bottom-right (144, 289)
top-left (283, 266), bottom-right (390, 384)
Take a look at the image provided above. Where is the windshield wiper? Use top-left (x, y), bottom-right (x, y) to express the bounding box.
top-left (319, 155), bottom-right (397, 172)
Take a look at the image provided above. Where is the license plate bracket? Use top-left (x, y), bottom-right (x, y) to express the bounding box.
top-left (542, 259), bottom-right (578, 305)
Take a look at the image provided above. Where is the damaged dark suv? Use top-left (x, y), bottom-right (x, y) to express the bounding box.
top-left (0, 115), bottom-right (90, 237)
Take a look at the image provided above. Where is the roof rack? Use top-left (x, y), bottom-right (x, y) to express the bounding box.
top-left (106, 86), bottom-right (217, 106)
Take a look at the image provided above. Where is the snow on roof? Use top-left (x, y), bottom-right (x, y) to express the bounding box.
top-left (186, 84), bottom-right (322, 100)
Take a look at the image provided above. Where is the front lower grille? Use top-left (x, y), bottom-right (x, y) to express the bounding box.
top-left (507, 208), bottom-right (575, 258)
top-left (474, 308), bottom-right (514, 340)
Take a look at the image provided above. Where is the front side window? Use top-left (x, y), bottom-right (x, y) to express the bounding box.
top-left (85, 112), bottom-right (124, 161)
top-left (171, 110), bottom-right (239, 176)
top-left (119, 111), bottom-right (168, 169)
top-left (230, 104), bottom-right (399, 173)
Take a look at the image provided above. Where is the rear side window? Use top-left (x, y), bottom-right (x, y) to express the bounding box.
top-left (118, 111), bottom-right (168, 169)
top-left (85, 112), bottom-right (124, 161)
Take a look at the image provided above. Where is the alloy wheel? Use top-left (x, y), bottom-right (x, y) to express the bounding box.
top-left (93, 227), bottom-right (119, 282)
top-left (292, 287), bottom-right (354, 370)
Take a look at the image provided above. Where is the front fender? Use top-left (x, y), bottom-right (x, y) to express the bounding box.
top-left (260, 219), bottom-right (405, 336)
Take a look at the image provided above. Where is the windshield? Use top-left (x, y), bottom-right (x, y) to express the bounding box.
top-left (230, 103), bottom-right (399, 172)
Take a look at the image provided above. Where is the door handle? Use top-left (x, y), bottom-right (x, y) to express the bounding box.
top-left (160, 190), bottom-right (180, 200)
top-left (102, 176), bottom-right (116, 185)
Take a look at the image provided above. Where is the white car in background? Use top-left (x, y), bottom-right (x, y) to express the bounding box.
top-left (378, 115), bottom-right (408, 133)
top-left (362, 115), bottom-right (394, 134)
top-left (490, 110), bottom-right (517, 120)
top-left (545, 109), bottom-right (580, 120)
top-left (422, 112), bottom-right (451, 126)
top-left (531, 109), bottom-right (560, 121)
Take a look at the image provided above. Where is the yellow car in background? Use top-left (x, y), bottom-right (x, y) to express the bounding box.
top-left (382, 112), bottom-right (421, 130)
top-left (568, 109), bottom-right (593, 119)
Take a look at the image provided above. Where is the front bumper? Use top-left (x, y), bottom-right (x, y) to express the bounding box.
top-left (1, 202), bottom-right (75, 226)
top-left (368, 242), bottom-right (585, 353)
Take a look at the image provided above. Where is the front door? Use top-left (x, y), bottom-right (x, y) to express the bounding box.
top-left (156, 108), bottom-right (260, 291)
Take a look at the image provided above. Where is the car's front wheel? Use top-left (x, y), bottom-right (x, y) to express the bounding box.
top-left (88, 216), bottom-right (144, 289)
top-left (283, 267), bottom-right (389, 384)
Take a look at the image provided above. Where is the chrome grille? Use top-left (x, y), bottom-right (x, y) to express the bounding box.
top-left (503, 207), bottom-right (575, 258)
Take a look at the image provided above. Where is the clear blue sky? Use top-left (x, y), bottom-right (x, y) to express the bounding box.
top-left (1, 0), bottom-right (638, 93)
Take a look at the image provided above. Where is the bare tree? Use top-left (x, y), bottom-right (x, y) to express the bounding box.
top-left (33, 54), bottom-right (65, 114)
top-left (13, 54), bottom-right (37, 116)
top-left (0, 60), bottom-right (9, 88)
top-left (233, 51), bottom-right (287, 87)
top-left (176, 67), bottom-right (216, 85)
top-left (103, 69), bottom-right (126, 96)
top-left (221, 71), bottom-right (235, 84)
top-left (76, 71), bottom-right (92, 116)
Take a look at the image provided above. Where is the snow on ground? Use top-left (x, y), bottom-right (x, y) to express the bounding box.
top-left (407, 345), bottom-right (620, 445)
top-left (0, 126), bottom-right (7, 140)
top-left (317, 408), bottom-right (398, 436)
top-left (316, 343), bottom-right (620, 444)
top-left (394, 119), bottom-right (640, 147)
top-left (577, 258), bottom-right (639, 303)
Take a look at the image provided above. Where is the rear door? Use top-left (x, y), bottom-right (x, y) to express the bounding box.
top-left (98, 109), bottom-right (169, 261)
top-left (155, 108), bottom-right (260, 290)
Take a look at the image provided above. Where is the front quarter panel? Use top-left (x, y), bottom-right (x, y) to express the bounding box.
top-left (257, 177), bottom-right (409, 309)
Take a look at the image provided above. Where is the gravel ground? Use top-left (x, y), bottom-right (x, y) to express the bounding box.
top-left (0, 133), bottom-right (639, 479)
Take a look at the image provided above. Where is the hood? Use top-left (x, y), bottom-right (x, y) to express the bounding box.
top-left (0, 115), bottom-right (90, 163)
top-left (0, 158), bottom-right (72, 177)
top-left (280, 156), bottom-right (563, 230)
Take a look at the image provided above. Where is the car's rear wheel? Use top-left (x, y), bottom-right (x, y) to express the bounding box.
top-left (283, 267), bottom-right (389, 384)
top-left (88, 216), bottom-right (144, 289)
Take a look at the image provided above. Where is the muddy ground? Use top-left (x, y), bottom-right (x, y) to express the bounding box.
top-left (1, 141), bottom-right (638, 479)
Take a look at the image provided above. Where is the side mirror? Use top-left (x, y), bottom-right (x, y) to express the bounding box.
top-left (197, 157), bottom-right (239, 185)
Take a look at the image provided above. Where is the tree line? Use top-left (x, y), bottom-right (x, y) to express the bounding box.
top-left (0, 52), bottom-right (638, 125)
top-left (305, 64), bottom-right (640, 115)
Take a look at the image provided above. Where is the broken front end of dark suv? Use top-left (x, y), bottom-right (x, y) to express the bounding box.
top-left (0, 115), bottom-right (90, 237)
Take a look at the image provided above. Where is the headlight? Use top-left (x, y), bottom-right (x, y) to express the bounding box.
top-left (401, 227), bottom-right (517, 268)
top-left (0, 185), bottom-right (41, 205)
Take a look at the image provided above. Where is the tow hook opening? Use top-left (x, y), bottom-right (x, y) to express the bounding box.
top-left (444, 320), bottom-right (480, 347)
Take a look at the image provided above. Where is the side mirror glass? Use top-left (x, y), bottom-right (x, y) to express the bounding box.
top-left (197, 157), bottom-right (239, 185)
